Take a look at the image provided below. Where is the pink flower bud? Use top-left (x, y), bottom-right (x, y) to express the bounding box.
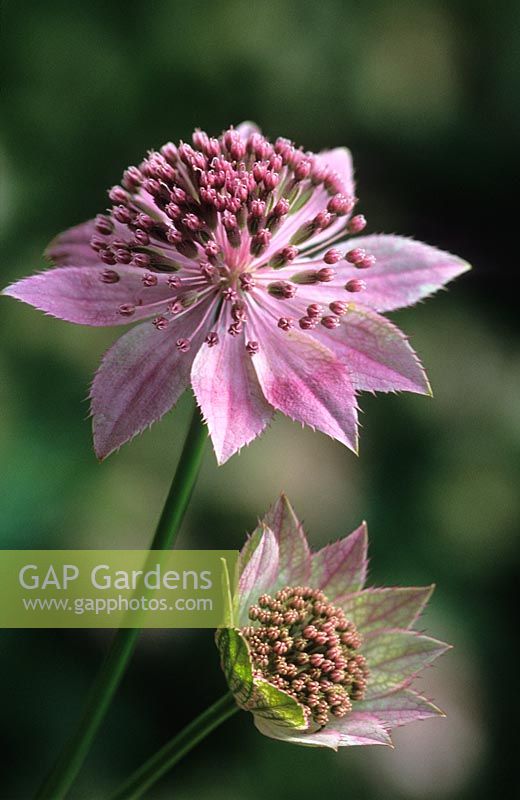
top-left (356, 254), bottom-right (376, 269)
top-left (329, 301), bottom-right (348, 315)
top-left (346, 214), bottom-right (367, 233)
top-left (346, 248), bottom-right (366, 264)
top-left (323, 248), bottom-right (342, 264)
top-left (321, 315), bottom-right (341, 329)
top-left (317, 267), bottom-right (336, 282)
top-left (345, 279), bottom-right (366, 293)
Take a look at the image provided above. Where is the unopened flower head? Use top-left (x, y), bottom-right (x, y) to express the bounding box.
top-left (243, 586), bottom-right (369, 728)
top-left (3, 123), bottom-right (470, 463)
top-left (216, 494), bottom-right (450, 749)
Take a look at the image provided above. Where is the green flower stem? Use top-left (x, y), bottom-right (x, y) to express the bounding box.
top-left (35, 407), bottom-right (208, 800)
top-left (109, 692), bottom-right (239, 800)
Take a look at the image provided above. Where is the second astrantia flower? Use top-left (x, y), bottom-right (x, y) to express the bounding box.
top-left (217, 494), bottom-right (449, 749)
top-left (4, 122), bottom-right (469, 462)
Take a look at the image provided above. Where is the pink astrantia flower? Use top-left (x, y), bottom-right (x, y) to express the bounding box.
top-left (216, 494), bottom-right (449, 749)
top-left (3, 123), bottom-right (469, 463)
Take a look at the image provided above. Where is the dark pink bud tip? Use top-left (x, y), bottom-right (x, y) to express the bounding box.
top-left (250, 229), bottom-right (272, 258)
top-left (356, 254), bottom-right (376, 269)
top-left (166, 227), bottom-right (182, 245)
top-left (345, 248), bottom-right (366, 265)
top-left (246, 340), bottom-right (259, 355)
top-left (250, 199), bottom-right (266, 217)
top-left (283, 245), bottom-right (299, 261)
top-left (100, 250), bottom-right (116, 265)
top-left (314, 210), bottom-right (332, 229)
top-left (294, 159), bottom-right (312, 181)
top-left (345, 279), bottom-right (366, 293)
top-left (277, 317), bottom-right (294, 331)
top-left (263, 171), bottom-right (279, 191)
top-left (192, 129), bottom-right (210, 151)
top-left (100, 269), bottom-right (120, 284)
top-left (273, 198), bottom-right (290, 217)
top-left (122, 166), bottom-right (142, 190)
top-left (176, 338), bottom-right (191, 352)
top-left (161, 142), bottom-right (178, 163)
top-left (222, 287), bottom-right (238, 302)
top-left (346, 214), bottom-right (367, 234)
top-left (228, 321), bottom-right (243, 337)
top-left (204, 241), bottom-right (220, 260)
top-left (323, 248), bottom-right (342, 265)
top-left (90, 235), bottom-right (107, 251)
top-left (299, 316), bottom-right (318, 330)
top-left (135, 214), bottom-right (155, 231)
top-left (95, 214), bottom-right (114, 236)
top-left (327, 193), bottom-right (354, 216)
top-left (269, 245), bottom-right (299, 269)
top-left (142, 273), bottom-right (158, 287)
top-left (112, 205), bottom-right (133, 225)
top-left (232, 302), bottom-right (247, 322)
top-left (134, 229), bottom-right (150, 246)
top-left (321, 315), bottom-right (340, 329)
top-left (165, 202), bottom-right (182, 220)
top-left (115, 249), bottom-right (132, 264)
top-left (205, 332), bottom-right (219, 347)
top-left (239, 274), bottom-right (256, 291)
top-left (306, 303), bottom-right (323, 318)
top-left (329, 301), bottom-right (348, 315)
top-left (108, 185), bottom-right (129, 205)
top-left (153, 315), bottom-right (169, 330)
top-left (118, 303), bottom-right (136, 317)
top-left (317, 267), bottom-right (336, 282)
top-left (133, 253), bottom-right (152, 269)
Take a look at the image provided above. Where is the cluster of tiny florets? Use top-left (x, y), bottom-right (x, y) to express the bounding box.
top-left (242, 586), bottom-right (368, 727)
top-left (88, 126), bottom-right (378, 354)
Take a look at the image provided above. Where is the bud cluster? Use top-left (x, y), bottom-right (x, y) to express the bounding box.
top-left (90, 127), bottom-right (354, 274)
top-left (84, 126), bottom-right (378, 352)
top-left (242, 586), bottom-right (368, 727)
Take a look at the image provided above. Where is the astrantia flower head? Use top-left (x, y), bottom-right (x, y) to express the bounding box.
top-left (216, 494), bottom-right (450, 749)
top-left (4, 122), bottom-right (469, 463)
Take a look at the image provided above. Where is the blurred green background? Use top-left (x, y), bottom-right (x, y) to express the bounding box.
top-left (1, 0), bottom-right (518, 797)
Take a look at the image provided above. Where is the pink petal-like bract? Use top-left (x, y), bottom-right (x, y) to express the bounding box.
top-left (217, 495), bottom-right (450, 750)
top-left (3, 124), bottom-right (470, 461)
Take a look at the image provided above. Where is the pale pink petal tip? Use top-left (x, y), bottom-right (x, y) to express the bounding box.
top-left (260, 493), bottom-right (312, 588)
top-left (311, 521), bottom-right (369, 601)
top-left (191, 330), bottom-right (273, 465)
